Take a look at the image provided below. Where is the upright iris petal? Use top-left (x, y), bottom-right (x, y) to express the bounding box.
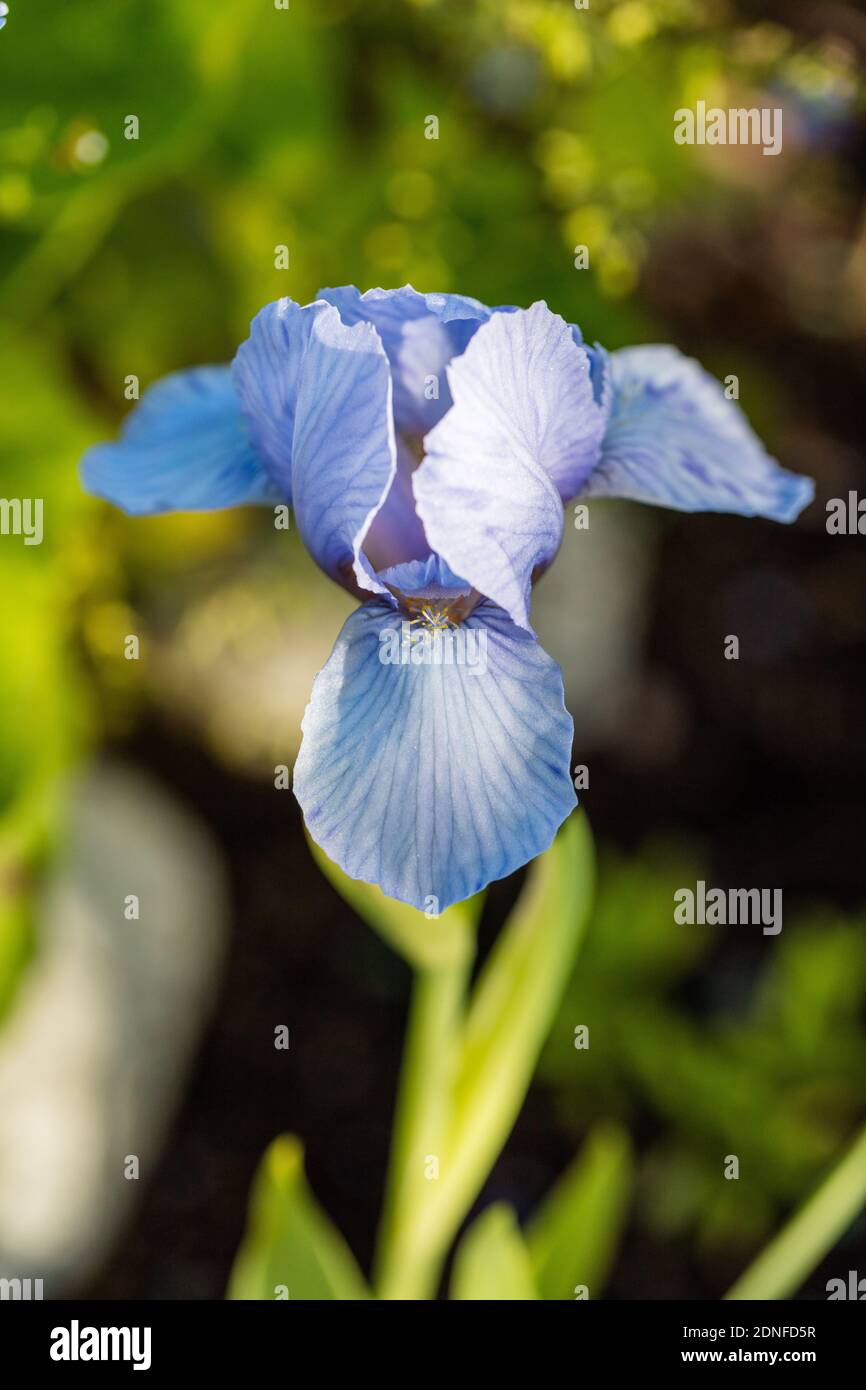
top-left (233, 298), bottom-right (397, 596)
top-left (293, 557), bottom-right (577, 910)
top-left (362, 437), bottom-right (431, 572)
top-left (230, 298), bottom-right (324, 500)
top-left (413, 301), bottom-right (606, 632)
top-left (318, 285), bottom-right (491, 433)
top-left (309, 286), bottom-right (493, 571)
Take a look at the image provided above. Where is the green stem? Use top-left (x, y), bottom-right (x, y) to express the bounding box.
top-left (726, 1122), bottom-right (866, 1300)
top-left (373, 944), bottom-right (473, 1300)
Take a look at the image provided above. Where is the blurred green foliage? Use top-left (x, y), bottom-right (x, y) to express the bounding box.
top-left (4, 0), bottom-right (861, 358)
top-left (0, 333), bottom-right (97, 1019)
top-left (541, 846), bottom-right (866, 1262)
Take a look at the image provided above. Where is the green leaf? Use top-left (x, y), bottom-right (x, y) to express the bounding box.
top-left (726, 1122), bottom-right (866, 1301)
top-left (372, 813), bottom-right (596, 1299)
top-left (409, 812), bottom-right (595, 1254)
top-left (227, 1136), bottom-right (371, 1301)
top-left (527, 1121), bottom-right (633, 1300)
top-left (450, 1204), bottom-right (539, 1301)
top-left (306, 831), bottom-right (480, 971)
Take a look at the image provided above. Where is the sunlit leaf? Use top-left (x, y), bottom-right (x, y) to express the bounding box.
top-left (727, 1122), bottom-right (866, 1301)
top-left (372, 813), bottom-right (595, 1299)
top-left (422, 813), bottom-right (595, 1248)
top-left (527, 1121), bottom-right (633, 1300)
top-left (450, 1203), bottom-right (538, 1301)
top-left (306, 830), bottom-right (481, 970)
top-left (227, 1136), bottom-right (371, 1301)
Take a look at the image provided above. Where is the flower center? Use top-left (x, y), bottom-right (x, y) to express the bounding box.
top-left (392, 588), bottom-right (481, 627)
top-left (403, 598), bottom-right (459, 631)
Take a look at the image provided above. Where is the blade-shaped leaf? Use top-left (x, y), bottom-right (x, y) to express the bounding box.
top-left (726, 1121), bottom-right (866, 1301)
top-left (306, 831), bottom-right (480, 971)
top-left (413, 812), bottom-right (595, 1251)
top-left (450, 1203), bottom-right (539, 1301)
top-left (527, 1121), bottom-right (633, 1300)
top-left (227, 1136), bottom-right (371, 1300)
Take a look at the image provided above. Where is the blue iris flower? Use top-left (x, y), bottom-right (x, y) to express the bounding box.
top-left (81, 287), bottom-right (814, 910)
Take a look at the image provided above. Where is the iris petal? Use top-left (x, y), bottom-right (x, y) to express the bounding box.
top-left (293, 597), bottom-right (577, 911)
top-left (581, 344), bottom-right (814, 521)
top-left (362, 437), bottom-right (432, 572)
top-left (231, 297), bottom-right (325, 501)
top-left (292, 306), bottom-right (396, 595)
top-left (233, 299), bottom-right (397, 595)
top-left (318, 284), bottom-right (491, 433)
top-left (413, 302), bottom-right (605, 632)
top-left (80, 366), bottom-right (277, 515)
top-left (378, 552), bottom-right (471, 600)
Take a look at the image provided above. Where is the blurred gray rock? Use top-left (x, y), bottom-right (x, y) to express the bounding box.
top-left (0, 762), bottom-right (228, 1296)
top-left (534, 500), bottom-right (653, 747)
